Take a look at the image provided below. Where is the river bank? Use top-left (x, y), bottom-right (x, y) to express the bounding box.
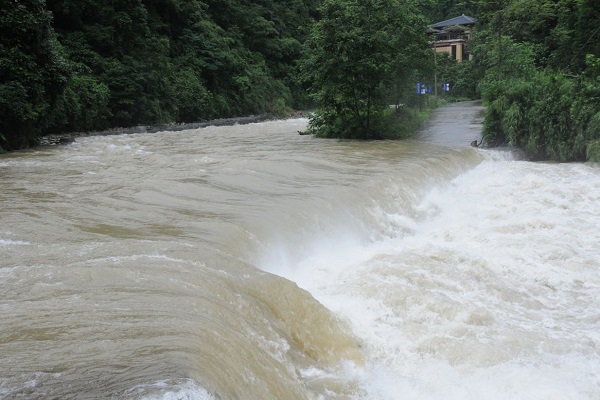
top-left (25, 98), bottom-right (467, 151)
top-left (33, 111), bottom-right (311, 147)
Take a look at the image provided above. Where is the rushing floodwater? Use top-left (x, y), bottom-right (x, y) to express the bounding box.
top-left (1, 102), bottom-right (599, 399)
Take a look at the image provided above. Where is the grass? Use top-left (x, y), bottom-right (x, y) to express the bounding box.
top-left (381, 97), bottom-right (445, 139)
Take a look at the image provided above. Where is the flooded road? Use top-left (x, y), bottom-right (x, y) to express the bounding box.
top-left (417, 100), bottom-right (485, 146)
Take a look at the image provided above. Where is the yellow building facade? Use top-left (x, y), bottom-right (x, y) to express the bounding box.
top-left (428, 14), bottom-right (476, 62)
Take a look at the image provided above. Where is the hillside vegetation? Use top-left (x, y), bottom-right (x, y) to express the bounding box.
top-left (1, 0), bottom-right (598, 160)
top-left (0, 0), bottom-right (318, 150)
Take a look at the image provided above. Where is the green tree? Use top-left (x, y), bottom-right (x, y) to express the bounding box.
top-left (48, 0), bottom-right (176, 127)
top-left (423, 0), bottom-right (479, 24)
top-left (303, 0), bottom-right (429, 139)
top-left (473, 0), bottom-right (600, 161)
top-left (0, 0), bottom-right (69, 150)
top-left (1, 0), bottom-right (321, 149)
top-left (432, 53), bottom-right (480, 100)
top-left (48, 75), bottom-right (111, 132)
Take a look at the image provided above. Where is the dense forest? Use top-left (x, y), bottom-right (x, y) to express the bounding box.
top-left (0, 0), bottom-right (319, 150)
top-left (1, 0), bottom-right (599, 160)
top-left (472, 0), bottom-right (600, 161)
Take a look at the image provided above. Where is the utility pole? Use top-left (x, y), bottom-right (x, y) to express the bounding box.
top-left (434, 49), bottom-right (438, 96)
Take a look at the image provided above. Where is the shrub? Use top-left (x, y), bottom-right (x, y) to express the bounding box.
top-left (586, 140), bottom-right (600, 162)
top-left (482, 70), bottom-right (600, 161)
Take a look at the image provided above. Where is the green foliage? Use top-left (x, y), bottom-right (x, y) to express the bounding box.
top-left (0, 0), bottom-right (69, 149)
top-left (1, 0), bottom-right (320, 149)
top-left (49, 75), bottom-right (111, 132)
top-left (303, 0), bottom-right (430, 139)
top-left (476, 0), bottom-right (598, 73)
top-left (482, 67), bottom-right (600, 161)
top-left (0, 132), bottom-right (7, 153)
top-left (584, 54), bottom-right (600, 79)
top-left (434, 53), bottom-right (480, 99)
top-left (382, 103), bottom-right (440, 140)
top-left (171, 68), bottom-right (212, 123)
top-left (583, 112), bottom-right (600, 162)
top-left (471, 0), bottom-right (600, 161)
top-left (474, 34), bottom-right (537, 82)
top-left (586, 140), bottom-right (600, 163)
top-left (266, 98), bottom-right (292, 119)
top-left (422, 0), bottom-right (479, 24)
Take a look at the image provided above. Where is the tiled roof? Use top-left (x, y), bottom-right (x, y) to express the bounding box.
top-left (429, 14), bottom-right (477, 29)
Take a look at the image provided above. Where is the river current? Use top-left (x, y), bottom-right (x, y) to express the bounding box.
top-left (1, 102), bottom-right (599, 399)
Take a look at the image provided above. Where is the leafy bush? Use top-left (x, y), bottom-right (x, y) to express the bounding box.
top-left (302, 0), bottom-right (429, 139)
top-left (0, 0), bottom-right (69, 149)
top-left (586, 140), bottom-right (600, 163)
top-left (583, 112), bottom-right (600, 162)
top-left (49, 75), bottom-right (111, 133)
top-left (381, 106), bottom-right (433, 140)
top-left (434, 54), bottom-right (481, 100)
top-left (483, 70), bottom-right (600, 161)
top-left (480, 36), bottom-right (600, 161)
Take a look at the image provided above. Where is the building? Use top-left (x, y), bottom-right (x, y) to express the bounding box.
top-left (428, 14), bottom-right (476, 62)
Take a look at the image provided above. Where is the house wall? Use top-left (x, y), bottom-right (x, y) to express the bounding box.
top-left (430, 25), bottom-right (474, 62)
top-left (434, 41), bottom-right (468, 62)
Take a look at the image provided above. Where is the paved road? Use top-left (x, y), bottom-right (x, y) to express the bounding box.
top-left (415, 100), bottom-right (485, 147)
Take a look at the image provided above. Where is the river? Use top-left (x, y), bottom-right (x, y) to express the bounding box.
top-left (1, 102), bottom-right (599, 399)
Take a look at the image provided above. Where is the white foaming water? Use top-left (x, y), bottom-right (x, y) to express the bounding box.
top-left (0, 239), bottom-right (31, 246)
top-left (2, 110), bottom-right (599, 399)
top-left (276, 157), bottom-right (600, 400)
top-left (125, 379), bottom-right (215, 400)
